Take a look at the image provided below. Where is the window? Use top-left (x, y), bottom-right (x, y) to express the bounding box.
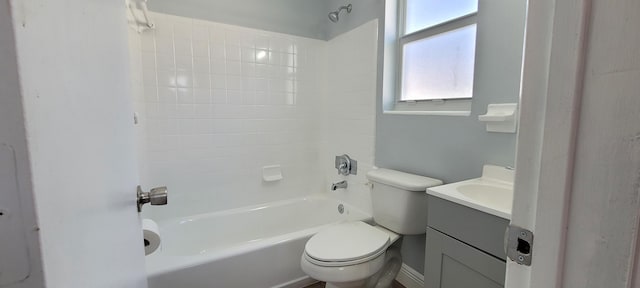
top-left (392, 0), bottom-right (479, 115)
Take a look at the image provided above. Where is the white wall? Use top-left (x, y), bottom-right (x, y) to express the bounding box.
top-left (0, 2), bottom-right (44, 287)
top-left (320, 20), bottom-right (379, 214)
top-left (130, 13), bottom-right (379, 220)
top-left (9, 0), bottom-right (147, 287)
top-left (133, 13), bottom-right (326, 220)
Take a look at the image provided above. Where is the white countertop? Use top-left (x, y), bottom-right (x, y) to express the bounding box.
top-left (426, 165), bottom-right (514, 220)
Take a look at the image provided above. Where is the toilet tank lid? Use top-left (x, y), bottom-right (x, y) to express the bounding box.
top-left (366, 168), bottom-right (443, 191)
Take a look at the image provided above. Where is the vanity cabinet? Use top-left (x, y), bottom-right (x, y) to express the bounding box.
top-left (425, 195), bottom-right (509, 288)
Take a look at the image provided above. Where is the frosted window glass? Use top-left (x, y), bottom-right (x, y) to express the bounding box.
top-left (405, 0), bottom-right (478, 34)
top-left (401, 24), bottom-right (476, 101)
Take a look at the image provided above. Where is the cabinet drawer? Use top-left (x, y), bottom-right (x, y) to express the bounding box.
top-left (425, 227), bottom-right (506, 288)
top-left (427, 195), bottom-right (509, 260)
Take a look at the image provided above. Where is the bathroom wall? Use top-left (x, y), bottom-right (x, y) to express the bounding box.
top-left (325, 0), bottom-right (384, 40)
top-left (134, 12), bottom-right (326, 220)
top-left (377, 0), bottom-right (527, 273)
top-left (376, 0), bottom-right (526, 184)
top-left (149, 0), bottom-right (384, 41)
top-left (149, 0), bottom-right (328, 40)
top-left (319, 20), bottom-right (379, 214)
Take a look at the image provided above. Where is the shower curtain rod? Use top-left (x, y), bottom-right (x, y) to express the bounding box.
top-left (128, 0), bottom-right (155, 32)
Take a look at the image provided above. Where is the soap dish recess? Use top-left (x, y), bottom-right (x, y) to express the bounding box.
top-left (262, 165), bottom-right (283, 182)
top-left (478, 103), bottom-right (518, 133)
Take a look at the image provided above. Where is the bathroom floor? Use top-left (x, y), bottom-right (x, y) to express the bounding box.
top-left (305, 281), bottom-right (406, 288)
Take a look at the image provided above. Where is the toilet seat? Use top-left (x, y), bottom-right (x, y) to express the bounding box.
top-left (304, 221), bottom-right (390, 267)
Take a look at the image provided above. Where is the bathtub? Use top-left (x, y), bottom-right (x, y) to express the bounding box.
top-left (146, 195), bottom-right (371, 288)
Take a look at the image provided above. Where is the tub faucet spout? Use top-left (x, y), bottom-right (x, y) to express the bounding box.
top-left (331, 180), bottom-right (348, 191)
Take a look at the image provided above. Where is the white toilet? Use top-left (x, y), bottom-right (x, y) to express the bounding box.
top-left (301, 168), bottom-right (443, 288)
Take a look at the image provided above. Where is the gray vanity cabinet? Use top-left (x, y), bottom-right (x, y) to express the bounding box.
top-left (425, 195), bottom-right (509, 288)
top-left (425, 227), bottom-right (505, 288)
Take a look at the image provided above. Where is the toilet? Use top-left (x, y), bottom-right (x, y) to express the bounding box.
top-left (301, 168), bottom-right (443, 288)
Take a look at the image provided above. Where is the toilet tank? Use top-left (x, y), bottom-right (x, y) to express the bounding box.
top-left (366, 169), bottom-right (442, 235)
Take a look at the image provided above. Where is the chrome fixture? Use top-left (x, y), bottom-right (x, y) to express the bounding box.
top-left (328, 4), bottom-right (352, 23)
top-left (137, 185), bottom-right (168, 212)
top-left (331, 180), bottom-right (348, 191)
top-left (127, 0), bottom-right (156, 33)
top-left (335, 154), bottom-right (357, 176)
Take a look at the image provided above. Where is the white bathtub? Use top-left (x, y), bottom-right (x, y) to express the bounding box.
top-left (146, 195), bottom-right (371, 288)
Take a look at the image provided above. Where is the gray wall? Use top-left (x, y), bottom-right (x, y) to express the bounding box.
top-left (377, 0), bottom-right (527, 273)
top-left (149, 0), bottom-right (383, 41)
top-left (325, 0), bottom-right (385, 39)
top-left (149, 0), bottom-right (328, 39)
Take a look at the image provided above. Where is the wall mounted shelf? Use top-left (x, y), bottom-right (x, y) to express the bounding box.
top-left (478, 103), bottom-right (518, 133)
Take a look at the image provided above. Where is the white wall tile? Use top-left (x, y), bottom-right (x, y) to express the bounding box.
top-left (177, 88), bottom-right (193, 104)
top-left (174, 39), bottom-right (192, 56)
top-left (133, 12), bottom-right (374, 220)
top-left (193, 57), bottom-right (210, 73)
top-left (155, 37), bottom-right (174, 55)
top-left (192, 73), bottom-right (210, 89)
top-left (175, 54), bottom-right (192, 70)
top-left (211, 59), bottom-right (226, 74)
top-left (142, 69), bottom-right (157, 86)
top-left (210, 43), bottom-right (225, 60)
top-left (192, 40), bottom-right (209, 58)
top-left (192, 23), bottom-right (208, 41)
top-left (226, 44), bottom-right (241, 61)
top-left (158, 87), bottom-right (177, 103)
top-left (176, 70), bottom-right (192, 87)
top-left (227, 75), bottom-right (242, 90)
top-left (241, 47), bottom-right (256, 63)
top-left (212, 89), bottom-right (227, 103)
top-left (141, 53), bottom-right (156, 69)
top-left (156, 69), bottom-right (176, 87)
top-left (226, 61), bottom-right (241, 75)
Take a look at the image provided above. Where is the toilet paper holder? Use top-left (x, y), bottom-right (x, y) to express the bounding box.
top-left (137, 185), bottom-right (168, 212)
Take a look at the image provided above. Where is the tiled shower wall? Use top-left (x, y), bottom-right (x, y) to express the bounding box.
top-left (319, 20), bottom-right (378, 213)
top-left (129, 13), bottom-right (377, 219)
top-left (133, 13), bottom-right (325, 219)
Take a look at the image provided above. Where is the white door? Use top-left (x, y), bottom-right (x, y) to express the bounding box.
top-left (505, 0), bottom-right (584, 286)
top-left (2, 0), bottom-right (150, 287)
top-left (507, 0), bottom-right (640, 287)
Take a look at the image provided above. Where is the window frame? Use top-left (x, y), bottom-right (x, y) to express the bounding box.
top-left (393, 0), bottom-right (479, 115)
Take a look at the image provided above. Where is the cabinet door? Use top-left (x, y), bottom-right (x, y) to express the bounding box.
top-left (425, 227), bottom-right (506, 288)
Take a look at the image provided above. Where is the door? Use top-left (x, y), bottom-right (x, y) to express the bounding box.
top-left (508, 0), bottom-right (640, 287)
top-left (506, 0), bottom-right (589, 286)
top-left (3, 0), bottom-right (149, 287)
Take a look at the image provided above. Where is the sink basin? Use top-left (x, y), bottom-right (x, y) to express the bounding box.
top-left (457, 183), bottom-right (513, 213)
top-left (427, 165), bottom-right (514, 219)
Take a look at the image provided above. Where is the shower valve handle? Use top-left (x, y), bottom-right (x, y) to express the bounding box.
top-left (137, 185), bottom-right (168, 212)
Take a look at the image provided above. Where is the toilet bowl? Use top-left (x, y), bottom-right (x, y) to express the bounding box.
top-left (300, 221), bottom-right (400, 288)
top-left (300, 168), bottom-right (443, 288)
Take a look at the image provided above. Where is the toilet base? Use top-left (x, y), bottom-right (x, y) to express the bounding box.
top-left (313, 245), bottom-right (403, 288)
top-left (364, 245), bottom-right (402, 288)
top-left (324, 279), bottom-right (366, 288)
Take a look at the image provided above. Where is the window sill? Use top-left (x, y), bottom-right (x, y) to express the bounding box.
top-left (383, 110), bottom-right (471, 116)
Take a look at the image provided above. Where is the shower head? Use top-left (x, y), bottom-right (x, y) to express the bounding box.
top-left (328, 4), bottom-right (352, 23)
top-left (328, 11), bottom-right (340, 23)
